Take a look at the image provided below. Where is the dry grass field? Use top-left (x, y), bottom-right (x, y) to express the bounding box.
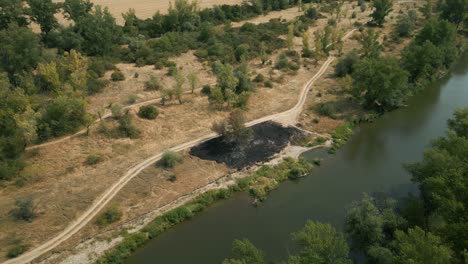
top-left (53, 0), bottom-right (244, 24)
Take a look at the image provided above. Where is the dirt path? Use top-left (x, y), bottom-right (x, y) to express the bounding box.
top-left (6, 29), bottom-right (357, 264)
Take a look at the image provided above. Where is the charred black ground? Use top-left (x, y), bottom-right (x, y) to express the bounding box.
top-left (190, 121), bottom-right (303, 170)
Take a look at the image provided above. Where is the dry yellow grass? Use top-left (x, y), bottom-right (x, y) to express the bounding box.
top-left (53, 0), bottom-right (244, 24)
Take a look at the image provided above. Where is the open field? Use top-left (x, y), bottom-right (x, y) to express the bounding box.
top-left (53, 0), bottom-right (244, 24)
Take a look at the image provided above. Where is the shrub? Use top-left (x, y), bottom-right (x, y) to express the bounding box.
top-left (111, 70), bottom-right (125, 81)
top-left (117, 113), bottom-right (140, 139)
top-left (275, 52), bottom-right (289, 69)
top-left (264, 80), bottom-right (273, 88)
top-left (288, 168), bottom-right (303, 180)
top-left (6, 243), bottom-right (29, 258)
top-left (85, 154), bottom-right (103, 166)
top-left (134, 72), bottom-right (139, 78)
top-left (253, 74), bottom-right (265, 83)
top-left (138, 105), bottom-right (159, 120)
top-left (96, 206), bottom-right (123, 226)
top-left (316, 102), bottom-right (336, 119)
top-left (201, 84), bottom-right (211, 95)
top-left (127, 95), bottom-right (138, 104)
top-left (162, 207), bottom-right (193, 224)
top-left (87, 78), bottom-right (108, 95)
top-left (111, 104), bottom-right (123, 119)
top-left (12, 196), bottom-right (35, 222)
top-left (158, 151), bottom-right (182, 169)
top-left (168, 174), bottom-right (177, 182)
top-left (145, 75), bottom-right (161, 91)
top-left (305, 8), bottom-right (319, 20)
top-left (335, 51), bottom-right (359, 77)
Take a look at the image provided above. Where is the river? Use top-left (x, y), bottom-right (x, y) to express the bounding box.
top-left (126, 53), bottom-right (468, 264)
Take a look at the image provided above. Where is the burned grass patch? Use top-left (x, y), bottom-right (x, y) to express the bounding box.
top-left (190, 121), bottom-right (303, 170)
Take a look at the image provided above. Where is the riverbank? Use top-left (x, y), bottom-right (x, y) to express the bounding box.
top-left (39, 141), bottom-right (322, 264)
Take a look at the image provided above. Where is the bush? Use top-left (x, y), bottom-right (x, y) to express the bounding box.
top-left (264, 80), bottom-right (273, 88)
top-left (305, 8), bottom-right (319, 20)
top-left (145, 75), bottom-right (161, 91)
top-left (85, 154), bottom-right (103, 166)
top-left (275, 52), bottom-right (289, 69)
top-left (138, 105), bottom-right (159, 120)
top-left (6, 243), bottom-right (29, 258)
top-left (127, 95), bottom-right (138, 104)
top-left (201, 84), bottom-right (211, 95)
top-left (316, 102), bottom-right (337, 118)
top-left (162, 207), bottom-right (193, 224)
top-left (96, 206), bottom-right (123, 226)
top-left (12, 197), bottom-right (35, 222)
top-left (335, 51), bottom-right (359, 77)
top-left (253, 74), bottom-right (265, 83)
top-left (158, 151), bottom-right (182, 169)
top-left (111, 70), bottom-right (125, 81)
top-left (117, 113), bottom-right (140, 139)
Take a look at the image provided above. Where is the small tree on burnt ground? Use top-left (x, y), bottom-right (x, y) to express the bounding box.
top-left (212, 109), bottom-right (253, 146)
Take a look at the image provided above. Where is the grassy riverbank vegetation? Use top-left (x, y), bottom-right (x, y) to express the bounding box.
top-left (95, 157), bottom-right (313, 263)
top-left (223, 107), bottom-right (468, 264)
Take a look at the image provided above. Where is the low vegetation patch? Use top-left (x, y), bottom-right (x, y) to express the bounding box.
top-left (111, 70), bottom-right (125, 81)
top-left (329, 122), bottom-right (354, 154)
top-left (138, 105), bottom-right (159, 120)
top-left (6, 242), bottom-right (29, 259)
top-left (96, 206), bottom-right (123, 226)
top-left (85, 154), bottom-right (104, 166)
top-left (157, 151), bottom-right (182, 169)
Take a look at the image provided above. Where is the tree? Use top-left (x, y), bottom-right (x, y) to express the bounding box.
top-left (395, 10), bottom-right (418, 38)
top-left (37, 62), bottom-right (62, 93)
top-left (223, 239), bottom-right (265, 264)
top-left (440, 0), bottom-right (467, 27)
top-left (393, 227), bottom-right (452, 264)
top-left (0, 24), bottom-right (42, 78)
top-left (448, 108), bottom-right (468, 137)
top-left (211, 109), bottom-right (253, 145)
top-left (26, 0), bottom-right (59, 35)
top-left (401, 40), bottom-right (444, 82)
top-left (420, 0), bottom-right (433, 19)
top-left (351, 56), bottom-right (409, 111)
top-left (289, 221), bottom-right (352, 264)
top-left (345, 194), bottom-right (384, 250)
top-left (371, 0), bottom-right (393, 26)
top-left (187, 71), bottom-right (199, 93)
top-left (335, 51), bottom-right (359, 77)
top-left (74, 5), bottom-right (122, 56)
top-left (117, 112), bottom-right (140, 138)
top-left (357, 29), bottom-right (382, 58)
top-left (301, 30), bottom-right (312, 57)
top-left (174, 71), bottom-right (185, 104)
top-left (62, 0), bottom-right (93, 22)
top-left (259, 42), bottom-right (268, 65)
top-left (0, 0), bottom-right (28, 30)
top-left (37, 95), bottom-right (88, 139)
top-left (287, 23), bottom-right (295, 51)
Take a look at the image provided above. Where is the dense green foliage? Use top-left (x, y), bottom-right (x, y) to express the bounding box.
top-left (371, 0), bottom-right (393, 26)
top-left (138, 105), bottom-right (159, 120)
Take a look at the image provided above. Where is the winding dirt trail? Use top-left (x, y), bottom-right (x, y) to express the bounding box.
top-left (6, 29), bottom-right (357, 264)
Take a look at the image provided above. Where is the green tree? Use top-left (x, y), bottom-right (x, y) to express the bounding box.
top-left (37, 94), bottom-right (88, 139)
top-left (26, 0), bottom-right (59, 35)
top-left (187, 71), bottom-right (199, 93)
top-left (401, 40), bottom-right (444, 82)
top-left (0, 0), bottom-right (28, 29)
top-left (371, 0), bottom-right (393, 26)
top-left (357, 29), bottom-right (382, 58)
top-left (0, 24), bottom-right (42, 78)
top-left (74, 6), bottom-right (122, 56)
top-left (174, 71), bottom-right (185, 104)
top-left (448, 108), bottom-right (468, 137)
top-left (289, 221), bottom-right (352, 264)
top-left (440, 0), bottom-right (467, 27)
top-left (62, 0), bottom-right (93, 22)
top-left (393, 227), bottom-right (452, 264)
top-left (351, 56), bottom-right (409, 111)
top-left (287, 23), bottom-right (295, 51)
top-left (223, 239), bottom-right (265, 264)
top-left (211, 109), bottom-right (253, 145)
top-left (395, 10), bottom-right (418, 38)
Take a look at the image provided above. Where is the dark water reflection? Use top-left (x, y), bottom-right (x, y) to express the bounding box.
top-left (126, 54), bottom-right (468, 264)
